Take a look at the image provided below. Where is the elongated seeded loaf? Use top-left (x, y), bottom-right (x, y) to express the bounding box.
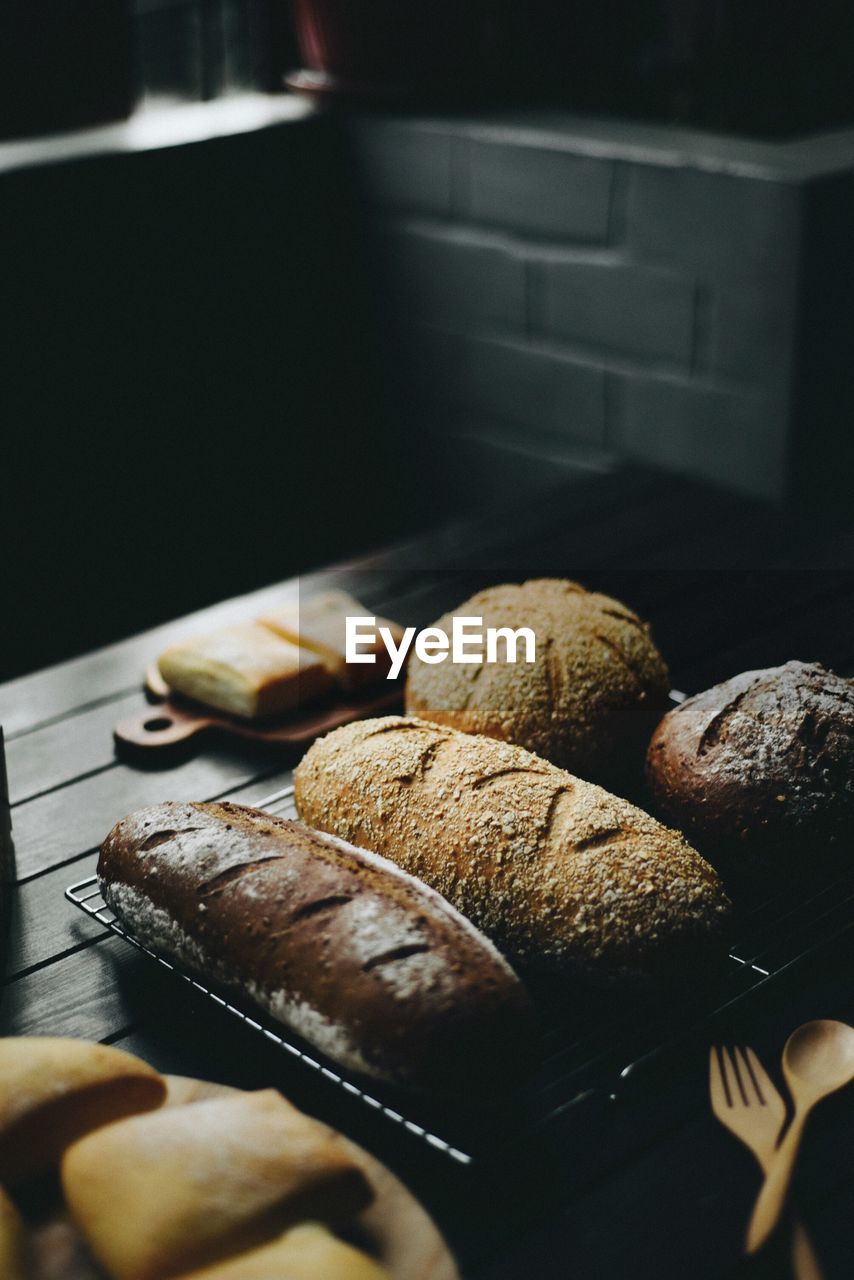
top-left (98, 802), bottom-right (535, 1094)
top-left (294, 717), bottom-right (731, 985)
top-left (405, 578), bottom-right (671, 781)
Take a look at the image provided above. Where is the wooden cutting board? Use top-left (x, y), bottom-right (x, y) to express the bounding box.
top-left (112, 668), bottom-right (404, 754)
top-left (26, 1075), bottom-right (459, 1280)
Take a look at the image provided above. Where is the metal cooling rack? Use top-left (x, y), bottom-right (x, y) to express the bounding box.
top-left (66, 781), bottom-right (854, 1166)
top-left (66, 782), bottom-right (473, 1166)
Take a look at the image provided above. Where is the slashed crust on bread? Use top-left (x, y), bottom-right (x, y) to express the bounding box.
top-left (295, 716), bottom-right (731, 986)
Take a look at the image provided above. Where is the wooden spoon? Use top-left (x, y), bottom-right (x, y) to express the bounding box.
top-left (746, 1020), bottom-right (854, 1254)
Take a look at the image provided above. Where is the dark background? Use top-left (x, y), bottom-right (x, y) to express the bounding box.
top-left (0, 120), bottom-right (417, 682)
top-left (4, 2), bottom-right (854, 141)
top-left (3, 1), bottom-right (854, 683)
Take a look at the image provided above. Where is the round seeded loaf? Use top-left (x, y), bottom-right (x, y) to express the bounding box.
top-left (646, 660), bottom-right (854, 868)
top-left (294, 716), bottom-right (731, 986)
top-left (404, 578), bottom-right (671, 782)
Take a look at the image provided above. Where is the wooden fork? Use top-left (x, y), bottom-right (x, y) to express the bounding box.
top-left (709, 1045), bottom-right (823, 1280)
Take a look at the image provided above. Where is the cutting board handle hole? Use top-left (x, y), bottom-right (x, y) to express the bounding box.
top-left (144, 716), bottom-right (173, 732)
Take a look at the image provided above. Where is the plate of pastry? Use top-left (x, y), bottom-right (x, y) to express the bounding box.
top-left (1, 1037), bottom-right (458, 1280)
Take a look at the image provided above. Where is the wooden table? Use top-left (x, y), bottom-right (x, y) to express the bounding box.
top-left (3, 469), bottom-right (854, 1279)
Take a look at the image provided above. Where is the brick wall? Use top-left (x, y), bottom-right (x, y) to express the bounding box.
top-left (344, 114), bottom-right (825, 504)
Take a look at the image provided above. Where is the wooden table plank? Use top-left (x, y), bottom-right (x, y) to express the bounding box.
top-left (0, 935), bottom-right (138, 1039)
top-left (6, 851), bottom-right (100, 978)
top-left (10, 748), bottom-right (282, 881)
top-left (7, 691), bottom-right (141, 805)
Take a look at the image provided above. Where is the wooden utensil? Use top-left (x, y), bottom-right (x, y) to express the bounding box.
top-left (746, 1020), bottom-right (854, 1255)
top-left (27, 1075), bottom-right (459, 1280)
top-left (709, 1046), bottom-right (823, 1280)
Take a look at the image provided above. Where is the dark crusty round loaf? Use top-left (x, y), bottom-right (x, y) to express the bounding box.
top-left (404, 578), bottom-right (671, 782)
top-left (98, 802), bottom-right (536, 1096)
top-left (646, 661), bottom-right (854, 864)
top-left (294, 716), bottom-right (731, 987)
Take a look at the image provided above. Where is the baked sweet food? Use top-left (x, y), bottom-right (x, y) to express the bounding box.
top-left (259, 590), bottom-right (405, 689)
top-left (0, 1037), bottom-right (165, 1186)
top-left (646, 660), bottom-right (854, 867)
top-left (173, 1223), bottom-right (390, 1280)
top-left (294, 716), bottom-right (731, 986)
top-left (404, 578), bottom-right (670, 782)
top-left (98, 802), bottom-right (535, 1093)
top-left (62, 1088), bottom-right (372, 1280)
top-left (157, 622), bottom-right (334, 719)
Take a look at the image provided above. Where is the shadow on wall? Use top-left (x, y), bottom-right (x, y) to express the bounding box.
top-left (0, 117), bottom-right (419, 683)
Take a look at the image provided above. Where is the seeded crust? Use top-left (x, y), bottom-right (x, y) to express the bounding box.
top-left (404, 578), bottom-right (671, 782)
top-left (294, 717), bottom-right (731, 987)
top-left (98, 801), bottom-right (535, 1095)
top-left (646, 660), bottom-right (854, 865)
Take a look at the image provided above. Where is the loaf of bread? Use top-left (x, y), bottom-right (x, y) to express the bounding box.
top-left (62, 1089), bottom-right (372, 1280)
top-left (404, 578), bottom-right (671, 782)
top-left (157, 622), bottom-right (334, 719)
top-left (295, 717), bottom-right (731, 985)
top-left (259, 590), bottom-right (405, 689)
top-left (174, 1224), bottom-right (390, 1280)
top-left (646, 660), bottom-right (854, 868)
top-left (0, 1037), bottom-right (165, 1186)
top-left (98, 802), bottom-right (535, 1093)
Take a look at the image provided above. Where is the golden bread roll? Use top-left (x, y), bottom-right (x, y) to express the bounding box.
top-left (0, 1187), bottom-right (30, 1280)
top-left (173, 1223), bottom-right (390, 1280)
top-left (405, 578), bottom-right (670, 781)
top-left (294, 716), bottom-right (731, 986)
top-left (157, 623), bottom-right (333, 720)
top-left (259, 590), bottom-right (405, 689)
top-left (62, 1088), bottom-right (372, 1280)
top-left (0, 1037), bottom-right (165, 1186)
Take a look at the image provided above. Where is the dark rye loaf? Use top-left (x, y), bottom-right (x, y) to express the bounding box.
top-left (98, 802), bottom-right (535, 1095)
top-left (646, 661), bottom-right (854, 867)
top-left (295, 717), bottom-right (731, 987)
